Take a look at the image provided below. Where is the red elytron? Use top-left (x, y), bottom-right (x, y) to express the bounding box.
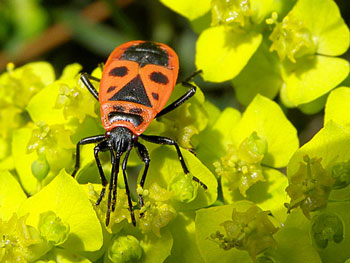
top-left (72, 41), bottom-right (206, 226)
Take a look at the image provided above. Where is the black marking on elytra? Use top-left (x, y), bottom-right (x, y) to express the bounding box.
top-left (113, 105), bottom-right (125, 112)
top-left (108, 112), bottom-right (143, 127)
top-left (129, 108), bottom-right (143, 114)
top-left (107, 86), bottom-right (117, 93)
top-left (152, 92), bottom-right (159, 100)
top-left (109, 66), bottom-right (128, 77)
top-left (108, 75), bottom-right (152, 107)
top-left (121, 42), bottom-right (169, 67)
top-left (150, 72), bottom-right (169, 85)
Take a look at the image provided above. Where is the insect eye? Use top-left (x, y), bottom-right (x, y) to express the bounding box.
top-left (109, 66), bottom-right (128, 77)
top-left (150, 71), bottom-right (169, 85)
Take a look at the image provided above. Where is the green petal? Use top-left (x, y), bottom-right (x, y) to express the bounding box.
top-left (195, 202), bottom-right (254, 263)
top-left (16, 62), bottom-right (55, 87)
top-left (140, 230), bottom-right (173, 263)
top-left (144, 146), bottom-right (217, 211)
top-left (195, 107), bottom-right (241, 173)
top-left (0, 171), bottom-right (27, 221)
top-left (222, 168), bottom-right (289, 223)
top-left (196, 26), bottom-right (262, 82)
top-left (316, 202), bottom-right (350, 263)
top-left (47, 247), bottom-right (92, 263)
top-left (291, 0), bottom-right (350, 56)
top-left (325, 87), bottom-right (350, 130)
top-left (287, 121), bottom-right (350, 177)
top-left (166, 211), bottom-right (203, 263)
top-left (18, 170), bottom-right (103, 252)
top-left (27, 82), bottom-right (66, 125)
top-left (233, 41), bottom-right (282, 105)
top-left (233, 95), bottom-right (299, 168)
top-left (282, 55), bottom-right (349, 106)
top-left (12, 127), bottom-right (39, 195)
top-left (265, 210), bottom-right (322, 263)
top-left (159, 0), bottom-right (211, 21)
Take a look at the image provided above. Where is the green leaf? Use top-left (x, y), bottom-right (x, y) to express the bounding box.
top-left (18, 170), bottom-right (103, 252)
top-left (0, 171), bottom-right (27, 221)
top-left (159, 0), bottom-right (211, 21)
top-left (233, 95), bottom-right (299, 168)
top-left (325, 87), bottom-right (350, 130)
top-left (196, 26), bottom-right (262, 82)
top-left (233, 40), bottom-right (282, 105)
top-left (143, 146), bottom-right (217, 211)
top-left (281, 55), bottom-right (349, 105)
top-left (195, 202), bottom-right (255, 263)
top-left (290, 0), bottom-right (350, 56)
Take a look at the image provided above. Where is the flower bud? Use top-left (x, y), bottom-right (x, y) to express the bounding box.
top-left (311, 212), bottom-right (343, 249)
top-left (107, 235), bottom-right (142, 263)
top-left (38, 211), bottom-right (70, 246)
top-left (31, 157), bottom-right (50, 181)
top-left (169, 173), bottom-right (198, 203)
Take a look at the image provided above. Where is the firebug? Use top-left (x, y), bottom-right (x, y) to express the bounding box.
top-left (72, 40), bottom-right (207, 226)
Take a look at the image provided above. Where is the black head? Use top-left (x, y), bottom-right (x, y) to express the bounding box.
top-left (106, 127), bottom-right (137, 155)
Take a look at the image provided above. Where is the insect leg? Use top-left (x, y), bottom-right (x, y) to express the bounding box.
top-left (106, 151), bottom-right (118, 226)
top-left (140, 134), bottom-right (207, 190)
top-left (111, 150), bottom-right (119, 212)
top-left (121, 149), bottom-right (136, 226)
top-left (135, 141), bottom-right (150, 214)
top-left (155, 70), bottom-right (202, 118)
top-left (72, 135), bottom-right (106, 178)
top-left (80, 73), bottom-right (100, 100)
top-left (93, 141), bottom-right (111, 206)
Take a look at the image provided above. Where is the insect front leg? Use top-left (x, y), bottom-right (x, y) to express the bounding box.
top-left (72, 135), bottom-right (106, 178)
top-left (135, 141), bottom-right (150, 216)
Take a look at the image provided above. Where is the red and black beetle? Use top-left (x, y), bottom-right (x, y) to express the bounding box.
top-left (72, 41), bottom-right (206, 226)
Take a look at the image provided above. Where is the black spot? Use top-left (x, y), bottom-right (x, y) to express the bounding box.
top-left (152, 92), bottom-right (159, 100)
top-left (129, 108), bottom-right (143, 114)
top-left (107, 86), bottom-right (117, 93)
top-left (113, 105), bottom-right (125, 111)
top-left (109, 66), bottom-right (128, 77)
top-left (121, 42), bottom-right (169, 67)
top-left (108, 75), bottom-right (152, 107)
top-left (150, 72), bottom-right (169, 85)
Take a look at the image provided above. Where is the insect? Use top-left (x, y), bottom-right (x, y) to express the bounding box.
top-left (72, 40), bottom-right (207, 226)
